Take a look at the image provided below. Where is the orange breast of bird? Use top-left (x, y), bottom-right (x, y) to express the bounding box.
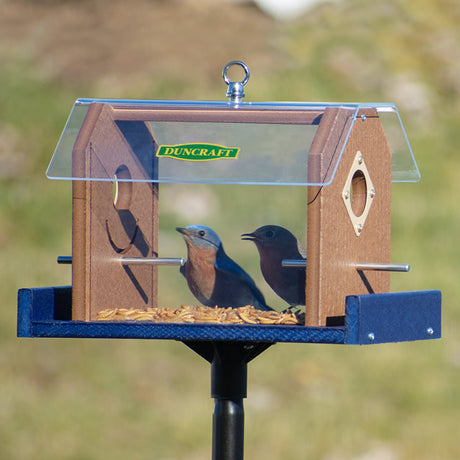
top-left (185, 245), bottom-right (217, 302)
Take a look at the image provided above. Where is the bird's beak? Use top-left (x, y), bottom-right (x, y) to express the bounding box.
top-left (176, 227), bottom-right (191, 237)
top-left (241, 232), bottom-right (257, 241)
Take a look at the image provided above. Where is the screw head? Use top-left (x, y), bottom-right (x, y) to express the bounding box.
top-left (368, 332), bottom-right (375, 341)
top-left (344, 190), bottom-right (350, 199)
top-left (370, 188), bottom-right (376, 198)
top-left (427, 327), bottom-right (434, 336)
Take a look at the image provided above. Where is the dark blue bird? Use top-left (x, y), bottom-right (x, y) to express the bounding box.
top-left (176, 225), bottom-right (271, 310)
top-left (242, 225), bottom-right (306, 307)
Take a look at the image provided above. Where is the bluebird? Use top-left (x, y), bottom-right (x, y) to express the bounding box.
top-left (176, 225), bottom-right (271, 310)
top-left (241, 225), bottom-right (306, 307)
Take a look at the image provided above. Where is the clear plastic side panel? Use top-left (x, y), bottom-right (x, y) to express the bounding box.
top-left (376, 105), bottom-right (421, 182)
top-left (47, 103), bottom-right (90, 179)
top-left (46, 101), bottom-right (356, 186)
top-left (148, 121), bottom-right (319, 185)
top-left (46, 100), bottom-right (420, 185)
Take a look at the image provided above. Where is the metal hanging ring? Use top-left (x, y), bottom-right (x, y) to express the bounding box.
top-left (222, 61), bottom-right (250, 86)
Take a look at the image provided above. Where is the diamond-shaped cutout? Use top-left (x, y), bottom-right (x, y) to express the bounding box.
top-left (342, 151), bottom-right (375, 236)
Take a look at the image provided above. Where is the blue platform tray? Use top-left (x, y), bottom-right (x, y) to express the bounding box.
top-left (17, 287), bottom-right (441, 345)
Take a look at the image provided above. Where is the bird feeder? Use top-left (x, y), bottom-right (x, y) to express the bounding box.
top-left (17, 61), bottom-right (442, 460)
top-left (18, 61), bottom-right (441, 343)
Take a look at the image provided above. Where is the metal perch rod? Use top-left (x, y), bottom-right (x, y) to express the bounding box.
top-left (57, 257), bottom-right (186, 266)
top-left (120, 257), bottom-right (185, 266)
top-left (355, 262), bottom-right (410, 272)
top-left (282, 259), bottom-right (410, 272)
top-left (57, 256), bottom-right (73, 264)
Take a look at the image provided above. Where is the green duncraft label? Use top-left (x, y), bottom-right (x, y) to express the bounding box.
top-left (156, 143), bottom-right (240, 161)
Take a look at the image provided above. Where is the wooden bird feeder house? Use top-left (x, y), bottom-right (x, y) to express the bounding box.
top-left (16, 61), bottom-right (442, 460)
top-left (18, 61), bottom-right (441, 345)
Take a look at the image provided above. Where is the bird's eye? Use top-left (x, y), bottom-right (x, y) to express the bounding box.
top-left (198, 230), bottom-right (206, 237)
top-left (265, 230), bottom-right (274, 238)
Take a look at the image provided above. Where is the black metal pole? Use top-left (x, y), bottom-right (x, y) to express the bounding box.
top-left (211, 343), bottom-right (247, 460)
top-left (183, 341), bottom-right (272, 460)
top-left (212, 399), bottom-right (245, 460)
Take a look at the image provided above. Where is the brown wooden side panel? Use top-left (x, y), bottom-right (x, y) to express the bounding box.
top-left (72, 104), bottom-right (104, 321)
top-left (72, 180), bottom-right (91, 320)
top-left (306, 107), bottom-right (354, 326)
top-left (111, 107), bottom-right (324, 125)
top-left (306, 109), bottom-right (392, 326)
top-left (72, 104), bottom-right (158, 320)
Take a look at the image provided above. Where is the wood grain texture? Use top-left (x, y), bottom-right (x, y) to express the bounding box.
top-left (306, 108), bottom-right (392, 326)
top-left (72, 104), bottom-right (158, 320)
top-left (111, 106), bottom-right (324, 124)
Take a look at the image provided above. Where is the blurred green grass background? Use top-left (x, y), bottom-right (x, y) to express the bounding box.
top-left (1, 0), bottom-right (459, 458)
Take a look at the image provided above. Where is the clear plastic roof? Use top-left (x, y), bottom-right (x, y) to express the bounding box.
top-left (47, 98), bottom-right (420, 186)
